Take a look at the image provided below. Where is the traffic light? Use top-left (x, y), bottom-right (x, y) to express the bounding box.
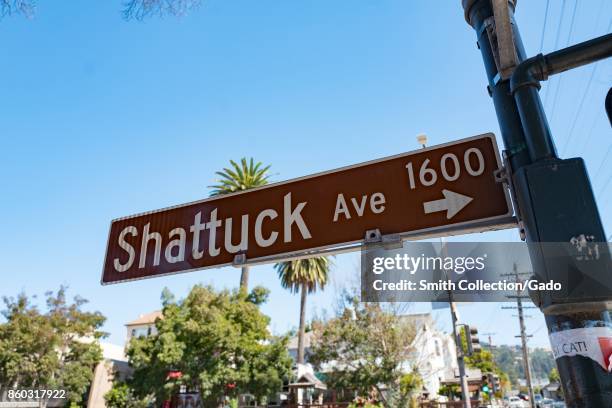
top-left (465, 325), bottom-right (481, 356)
top-left (481, 375), bottom-right (491, 399)
top-left (488, 373), bottom-right (500, 394)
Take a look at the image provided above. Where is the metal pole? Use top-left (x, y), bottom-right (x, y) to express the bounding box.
top-left (509, 33), bottom-right (612, 162)
top-left (461, 1), bottom-right (612, 406)
top-left (450, 295), bottom-right (472, 408)
top-left (443, 239), bottom-right (472, 408)
top-left (515, 265), bottom-right (535, 408)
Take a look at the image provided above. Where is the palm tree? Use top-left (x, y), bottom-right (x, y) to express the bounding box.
top-left (275, 257), bottom-right (330, 365)
top-left (209, 158), bottom-right (271, 292)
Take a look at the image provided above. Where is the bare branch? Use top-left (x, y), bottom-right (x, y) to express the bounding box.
top-left (122, 0), bottom-right (201, 20)
top-left (1, 0), bottom-right (35, 19)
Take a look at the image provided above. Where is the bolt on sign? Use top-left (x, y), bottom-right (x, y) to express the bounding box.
top-left (102, 133), bottom-right (513, 284)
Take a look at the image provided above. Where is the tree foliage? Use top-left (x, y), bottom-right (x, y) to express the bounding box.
top-left (548, 367), bottom-right (560, 383)
top-left (491, 344), bottom-right (555, 387)
top-left (0, 287), bottom-right (106, 406)
top-left (117, 285), bottom-right (293, 406)
top-left (209, 157), bottom-right (272, 292)
top-left (275, 258), bottom-right (329, 295)
top-left (0, 0), bottom-right (34, 18)
top-left (209, 157), bottom-right (271, 196)
top-left (122, 0), bottom-right (201, 20)
top-left (458, 327), bottom-right (509, 392)
top-left (1, 0), bottom-right (202, 21)
top-left (308, 297), bottom-right (417, 407)
top-left (275, 257), bottom-right (330, 364)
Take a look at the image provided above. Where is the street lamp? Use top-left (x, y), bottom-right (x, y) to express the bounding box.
top-left (416, 133), bottom-right (428, 148)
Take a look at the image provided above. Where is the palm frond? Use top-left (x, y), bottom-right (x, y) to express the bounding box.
top-left (209, 157), bottom-right (271, 196)
top-left (275, 257), bottom-right (331, 294)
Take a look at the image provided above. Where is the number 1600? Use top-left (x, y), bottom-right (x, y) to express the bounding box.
top-left (405, 148), bottom-right (485, 190)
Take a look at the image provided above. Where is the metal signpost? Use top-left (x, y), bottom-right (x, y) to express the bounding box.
top-left (462, 0), bottom-right (612, 406)
top-left (102, 133), bottom-right (513, 284)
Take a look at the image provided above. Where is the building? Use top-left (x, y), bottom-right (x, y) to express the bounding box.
top-left (84, 311), bottom-right (163, 407)
top-left (86, 341), bottom-right (130, 407)
top-left (125, 310), bottom-right (162, 342)
top-left (287, 312), bottom-right (458, 398)
top-left (401, 313), bottom-right (459, 396)
top-left (287, 331), bottom-right (314, 362)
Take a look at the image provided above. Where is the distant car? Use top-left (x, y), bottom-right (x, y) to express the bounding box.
top-left (540, 398), bottom-right (554, 408)
top-left (552, 402), bottom-right (566, 408)
top-left (506, 396), bottom-right (526, 408)
top-left (534, 395), bottom-right (550, 408)
top-left (518, 393), bottom-right (530, 401)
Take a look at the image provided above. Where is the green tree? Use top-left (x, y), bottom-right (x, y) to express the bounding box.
top-left (0, 287), bottom-right (106, 407)
top-left (104, 382), bottom-right (150, 408)
top-left (308, 297), bottom-right (417, 408)
top-left (491, 345), bottom-right (520, 385)
top-left (438, 383), bottom-right (460, 399)
top-left (209, 157), bottom-right (272, 293)
top-left (275, 257), bottom-right (330, 365)
top-left (491, 345), bottom-right (555, 388)
top-left (458, 327), bottom-right (510, 395)
top-left (117, 285), bottom-right (292, 406)
top-left (104, 383), bottom-right (130, 408)
top-left (529, 348), bottom-right (556, 379)
top-left (549, 367), bottom-right (560, 383)
top-left (399, 370), bottom-right (423, 408)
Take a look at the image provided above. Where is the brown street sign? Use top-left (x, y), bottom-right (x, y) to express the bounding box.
top-left (102, 133), bottom-right (513, 284)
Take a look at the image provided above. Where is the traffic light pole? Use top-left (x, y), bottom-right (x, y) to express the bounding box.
top-left (461, 1), bottom-right (612, 406)
top-left (444, 237), bottom-right (472, 408)
top-left (515, 266), bottom-right (535, 408)
top-left (449, 291), bottom-right (472, 408)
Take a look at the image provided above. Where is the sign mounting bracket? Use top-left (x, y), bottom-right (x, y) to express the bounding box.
top-left (364, 229), bottom-right (403, 249)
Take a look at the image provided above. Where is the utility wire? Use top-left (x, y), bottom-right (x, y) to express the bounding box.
top-left (560, 17), bottom-right (612, 156)
top-left (560, 64), bottom-right (598, 155)
top-left (548, 0), bottom-right (579, 125)
top-left (597, 174), bottom-right (612, 201)
top-left (539, 0), bottom-right (551, 53)
top-left (565, 0), bottom-right (579, 46)
top-left (544, 0), bottom-right (567, 108)
top-left (576, 1), bottom-right (608, 155)
top-left (531, 323), bottom-right (546, 337)
top-left (593, 144), bottom-right (612, 182)
top-left (578, 108), bottom-right (604, 156)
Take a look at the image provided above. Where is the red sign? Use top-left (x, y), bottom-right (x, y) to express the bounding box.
top-left (102, 133), bottom-right (512, 284)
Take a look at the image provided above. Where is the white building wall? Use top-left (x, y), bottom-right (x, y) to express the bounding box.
top-left (405, 319), bottom-right (458, 396)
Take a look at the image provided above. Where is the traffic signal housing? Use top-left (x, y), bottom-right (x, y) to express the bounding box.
top-left (465, 325), bottom-right (481, 356)
top-left (488, 373), bottom-right (500, 394)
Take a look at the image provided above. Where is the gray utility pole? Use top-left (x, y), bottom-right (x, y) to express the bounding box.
top-left (443, 238), bottom-right (472, 408)
top-left (450, 296), bottom-right (472, 408)
top-left (503, 264), bottom-right (537, 408)
top-left (481, 332), bottom-right (496, 351)
top-left (462, 0), bottom-right (612, 406)
top-left (517, 291), bottom-right (534, 408)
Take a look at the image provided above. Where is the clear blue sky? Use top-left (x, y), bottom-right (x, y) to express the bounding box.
top-left (0, 0), bottom-right (610, 351)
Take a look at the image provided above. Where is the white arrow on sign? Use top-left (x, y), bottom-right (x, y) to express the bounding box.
top-left (423, 189), bottom-right (474, 219)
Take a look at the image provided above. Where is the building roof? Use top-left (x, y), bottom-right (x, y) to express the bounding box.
top-left (125, 310), bottom-right (163, 326)
top-left (399, 313), bottom-right (434, 328)
top-left (288, 331), bottom-right (314, 350)
top-left (289, 372), bottom-right (327, 390)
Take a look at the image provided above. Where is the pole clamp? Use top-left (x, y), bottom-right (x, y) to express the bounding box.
top-left (232, 253), bottom-right (247, 267)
